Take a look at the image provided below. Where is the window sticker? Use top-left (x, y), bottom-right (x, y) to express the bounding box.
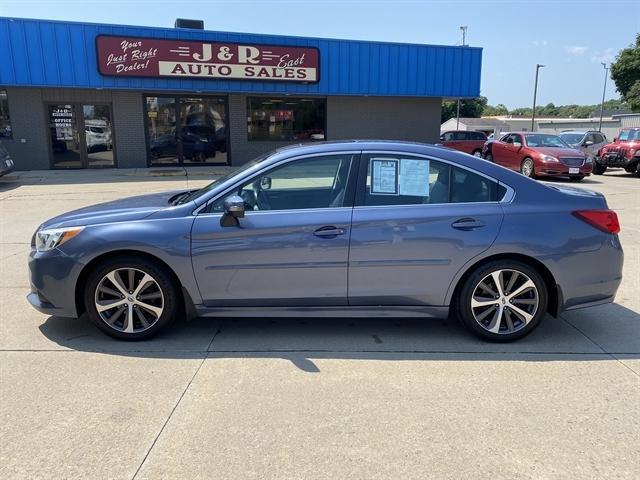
top-left (399, 158), bottom-right (430, 197)
top-left (370, 158), bottom-right (399, 195)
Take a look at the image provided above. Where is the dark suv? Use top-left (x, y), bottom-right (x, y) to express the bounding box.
top-left (439, 130), bottom-right (487, 157)
top-left (595, 127), bottom-right (640, 176)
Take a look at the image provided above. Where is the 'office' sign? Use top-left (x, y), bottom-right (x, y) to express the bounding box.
top-left (96, 35), bottom-right (319, 82)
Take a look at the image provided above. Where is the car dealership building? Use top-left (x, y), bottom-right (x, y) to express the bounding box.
top-left (0, 17), bottom-right (482, 170)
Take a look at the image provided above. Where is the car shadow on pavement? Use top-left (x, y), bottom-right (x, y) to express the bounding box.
top-left (37, 302), bottom-right (640, 372)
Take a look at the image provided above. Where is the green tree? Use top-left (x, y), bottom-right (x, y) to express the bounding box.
top-left (610, 33), bottom-right (640, 112)
top-left (441, 96), bottom-right (488, 123)
top-left (483, 103), bottom-right (509, 116)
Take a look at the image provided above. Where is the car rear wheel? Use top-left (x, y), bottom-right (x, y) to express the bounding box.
top-left (83, 256), bottom-right (178, 340)
top-left (592, 162), bottom-right (606, 175)
top-left (455, 260), bottom-right (548, 342)
top-left (520, 158), bottom-right (536, 178)
top-left (472, 149), bottom-right (482, 157)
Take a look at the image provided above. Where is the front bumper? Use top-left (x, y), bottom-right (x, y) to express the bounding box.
top-left (28, 248), bottom-right (85, 318)
top-left (537, 165), bottom-right (592, 177)
top-left (598, 152), bottom-right (638, 167)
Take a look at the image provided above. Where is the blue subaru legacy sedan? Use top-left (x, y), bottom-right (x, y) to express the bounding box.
top-left (27, 141), bottom-right (623, 342)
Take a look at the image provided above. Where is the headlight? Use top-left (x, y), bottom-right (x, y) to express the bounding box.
top-left (35, 226), bottom-right (85, 252)
top-left (585, 157), bottom-right (593, 164)
top-left (541, 155), bottom-right (559, 163)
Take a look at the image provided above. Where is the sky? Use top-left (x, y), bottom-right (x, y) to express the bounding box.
top-left (1, 0), bottom-right (639, 109)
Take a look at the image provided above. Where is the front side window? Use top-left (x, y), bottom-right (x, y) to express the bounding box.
top-left (247, 97), bottom-right (326, 142)
top-left (0, 90), bottom-right (11, 138)
top-left (212, 154), bottom-right (355, 212)
top-left (361, 154), bottom-right (501, 206)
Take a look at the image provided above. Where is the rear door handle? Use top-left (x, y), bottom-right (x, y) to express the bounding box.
top-left (313, 226), bottom-right (346, 238)
top-left (452, 218), bottom-right (486, 230)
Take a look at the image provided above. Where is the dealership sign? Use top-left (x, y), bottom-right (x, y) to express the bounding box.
top-left (96, 35), bottom-right (319, 82)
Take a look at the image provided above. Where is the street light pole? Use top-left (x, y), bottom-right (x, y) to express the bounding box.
top-left (598, 63), bottom-right (609, 132)
top-left (531, 63), bottom-right (545, 132)
top-left (456, 26), bottom-right (468, 130)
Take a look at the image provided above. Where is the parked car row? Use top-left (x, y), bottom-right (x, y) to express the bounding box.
top-left (440, 127), bottom-right (640, 179)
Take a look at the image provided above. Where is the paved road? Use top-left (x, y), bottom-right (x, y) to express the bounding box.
top-left (1, 168), bottom-right (638, 479)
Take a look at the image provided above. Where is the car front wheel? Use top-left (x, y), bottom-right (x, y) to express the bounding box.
top-left (592, 162), bottom-right (606, 175)
top-left (520, 158), bottom-right (536, 178)
top-left (455, 260), bottom-right (548, 342)
top-left (83, 256), bottom-right (178, 340)
top-left (484, 152), bottom-right (493, 162)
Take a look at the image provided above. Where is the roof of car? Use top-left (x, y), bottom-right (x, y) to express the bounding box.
top-left (559, 130), bottom-right (599, 134)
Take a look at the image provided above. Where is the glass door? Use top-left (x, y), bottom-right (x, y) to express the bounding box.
top-left (49, 104), bottom-right (82, 168)
top-left (83, 105), bottom-right (115, 168)
top-left (146, 96), bottom-right (179, 165)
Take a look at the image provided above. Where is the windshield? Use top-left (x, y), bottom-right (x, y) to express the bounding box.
top-left (525, 134), bottom-right (569, 148)
top-left (618, 129), bottom-right (640, 141)
top-left (558, 133), bottom-right (583, 145)
top-left (178, 151), bottom-right (274, 204)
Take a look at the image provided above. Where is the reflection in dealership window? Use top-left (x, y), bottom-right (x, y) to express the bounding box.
top-left (0, 90), bottom-right (12, 138)
top-left (247, 97), bottom-right (326, 142)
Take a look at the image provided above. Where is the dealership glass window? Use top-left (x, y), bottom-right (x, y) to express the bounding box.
top-left (362, 154), bottom-right (501, 206)
top-left (247, 97), bottom-right (326, 142)
top-left (0, 90), bottom-right (11, 138)
top-left (145, 95), bottom-right (228, 165)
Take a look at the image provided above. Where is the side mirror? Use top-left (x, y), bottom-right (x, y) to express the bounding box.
top-left (584, 141), bottom-right (594, 147)
top-left (220, 195), bottom-right (245, 227)
top-left (260, 176), bottom-right (272, 190)
top-left (613, 137), bottom-right (618, 142)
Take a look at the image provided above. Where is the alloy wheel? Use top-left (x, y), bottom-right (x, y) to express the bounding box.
top-left (473, 150), bottom-right (482, 157)
top-left (521, 159), bottom-right (534, 177)
top-left (470, 269), bottom-right (539, 334)
top-left (94, 267), bottom-right (164, 333)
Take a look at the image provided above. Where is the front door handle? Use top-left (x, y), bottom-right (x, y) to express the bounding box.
top-left (452, 218), bottom-right (486, 230)
top-left (313, 226), bottom-right (346, 238)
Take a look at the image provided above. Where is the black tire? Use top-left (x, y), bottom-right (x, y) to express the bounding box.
top-left (83, 255), bottom-right (179, 340)
top-left (569, 175), bottom-right (584, 182)
top-left (471, 149), bottom-right (482, 158)
top-left (194, 152), bottom-right (207, 162)
top-left (592, 162), bottom-right (606, 175)
top-left (454, 260), bottom-right (548, 342)
top-left (520, 158), bottom-right (536, 178)
top-left (484, 152), bottom-right (493, 162)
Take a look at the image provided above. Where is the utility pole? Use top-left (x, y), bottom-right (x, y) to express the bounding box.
top-left (598, 63), bottom-right (608, 132)
top-left (531, 63), bottom-right (545, 132)
top-left (456, 26), bottom-right (468, 130)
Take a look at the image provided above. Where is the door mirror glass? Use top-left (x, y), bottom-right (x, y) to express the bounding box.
top-left (513, 142), bottom-right (522, 147)
top-left (223, 195), bottom-right (245, 218)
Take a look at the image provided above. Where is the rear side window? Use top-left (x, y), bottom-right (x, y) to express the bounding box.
top-left (470, 131), bottom-right (487, 140)
top-left (360, 154), bottom-right (501, 206)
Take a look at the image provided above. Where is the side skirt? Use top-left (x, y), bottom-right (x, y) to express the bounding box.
top-left (194, 305), bottom-right (450, 319)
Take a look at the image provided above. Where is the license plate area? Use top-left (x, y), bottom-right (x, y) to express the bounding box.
top-left (569, 167), bottom-right (580, 174)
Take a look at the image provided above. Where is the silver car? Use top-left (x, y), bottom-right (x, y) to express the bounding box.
top-left (559, 131), bottom-right (607, 162)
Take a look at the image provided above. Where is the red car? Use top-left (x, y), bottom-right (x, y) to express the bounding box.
top-left (439, 130), bottom-right (487, 157)
top-left (482, 132), bottom-right (592, 181)
top-left (594, 127), bottom-right (640, 176)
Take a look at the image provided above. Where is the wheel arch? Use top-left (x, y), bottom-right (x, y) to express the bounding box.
top-left (74, 249), bottom-right (195, 319)
top-left (448, 252), bottom-right (561, 317)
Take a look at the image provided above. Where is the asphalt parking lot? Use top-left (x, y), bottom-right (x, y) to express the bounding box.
top-left (1, 167), bottom-right (638, 479)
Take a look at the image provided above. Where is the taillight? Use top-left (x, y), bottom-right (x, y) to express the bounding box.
top-left (573, 209), bottom-right (620, 234)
